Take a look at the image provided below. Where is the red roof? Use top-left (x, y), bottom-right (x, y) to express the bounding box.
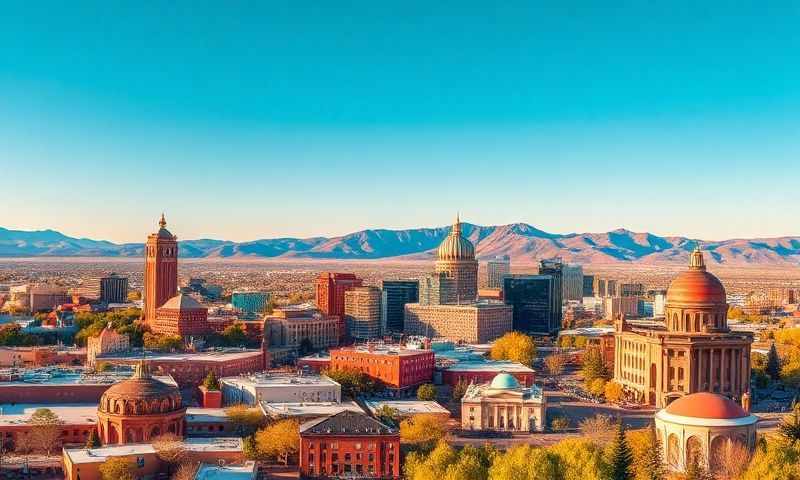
top-left (665, 392), bottom-right (747, 419)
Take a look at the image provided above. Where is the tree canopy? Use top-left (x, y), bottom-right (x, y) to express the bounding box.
top-left (490, 332), bottom-right (536, 367)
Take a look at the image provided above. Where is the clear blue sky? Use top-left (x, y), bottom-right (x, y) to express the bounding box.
top-left (2, 2), bottom-right (799, 243)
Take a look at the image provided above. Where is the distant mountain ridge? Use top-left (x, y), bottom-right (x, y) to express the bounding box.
top-left (1, 224), bottom-right (799, 265)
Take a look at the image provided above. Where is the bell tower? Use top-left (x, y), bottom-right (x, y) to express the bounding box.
top-left (144, 214), bottom-right (178, 324)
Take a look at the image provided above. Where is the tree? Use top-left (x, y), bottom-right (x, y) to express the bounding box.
top-left (550, 416), bottom-right (569, 432)
top-left (242, 435), bottom-right (260, 460)
top-left (488, 444), bottom-right (559, 480)
top-left (417, 383), bottom-right (437, 401)
top-left (604, 381), bottom-right (624, 403)
top-left (767, 342), bottom-right (781, 381)
top-left (628, 426), bottom-right (665, 480)
top-left (490, 332), bottom-right (536, 366)
top-left (375, 405), bottom-right (400, 426)
top-left (255, 419), bottom-right (299, 465)
top-left (779, 407), bottom-right (800, 445)
top-left (608, 420), bottom-right (634, 480)
top-left (559, 335), bottom-right (575, 348)
top-left (99, 456), bottom-right (137, 480)
top-left (711, 440), bottom-right (750, 480)
top-left (28, 408), bottom-right (63, 456)
top-left (225, 404), bottom-right (265, 436)
top-left (222, 322), bottom-right (248, 347)
top-left (589, 378), bottom-right (607, 397)
top-left (144, 332), bottom-right (184, 352)
top-left (740, 437), bottom-right (800, 480)
top-left (400, 413), bottom-right (448, 449)
top-left (544, 353), bottom-right (566, 376)
top-left (172, 462), bottom-right (200, 480)
top-left (574, 336), bottom-right (588, 349)
top-left (684, 451), bottom-right (709, 480)
top-left (579, 414), bottom-right (615, 444)
top-left (86, 428), bottom-right (101, 449)
top-left (152, 433), bottom-right (187, 475)
top-left (202, 370), bottom-right (220, 390)
top-left (96, 361), bottom-right (113, 372)
top-left (582, 347), bottom-right (610, 387)
top-left (323, 367), bottom-right (381, 398)
top-left (548, 438), bottom-right (608, 480)
top-left (451, 379), bottom-right (469, 402)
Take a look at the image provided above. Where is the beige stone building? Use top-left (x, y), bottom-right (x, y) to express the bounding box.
top-left (654, 392), bottom-right (758, 473)
top-left (613, 249), bottom-right (752, 407)
top-left (344, 286), bottom-right (382, 340)
top-left (461, 373), bottom-right (546, 432)
top-left (434, 215), bottom-right (478, 303)
top-left (404, 301), bottom-right (512, 343)
top-left (87, 323), bottom-right (130, 367)
top-left (265, 304), bottom-right (339, 351)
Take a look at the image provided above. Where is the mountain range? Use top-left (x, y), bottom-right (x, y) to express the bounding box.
top-left (1, 224), bottom-right (799, 265)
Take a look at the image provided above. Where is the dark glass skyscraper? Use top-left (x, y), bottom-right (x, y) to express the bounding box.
top-left (503, 275), bottom-right (558, 335)
top-left (582, 274), bottom-right (595, 297)
top-left (538, 258), bottom-right (563, 332)
top-left (381, 280), bottom-right (419, 333)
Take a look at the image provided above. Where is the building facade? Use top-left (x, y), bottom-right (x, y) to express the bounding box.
top-left (486, 256), bottom-right (511, 289)
top-left (434, 216), bottom-right (478, 303)
top-left (264, 304), bottom-right (339, 352)
top-left (381, 280), bottom-right (419, 333)
top-left (329, 346), bottom-right (434, 395)
top-left (503, 275), bottom-right (558, 335)
top-left (231, 291), bottom-right (269, 317)
top-left (100, 274), bottom-right (129, 304)
top-left (461, 373), bottom-right (546, 433)
top-left (404, 302), bottom-right (512, 343)
top-left (316, 273), bottom-right (363, 341)
top-left (87, 323), bottom-right (130, 367)
top-left (613, 249), bottom-right (753, 407)
top-left (299, 411), bottom-right (400, 479)
top-left (582, 274), bottom-right (596, 297)
top-left (538, 258), bottom-right (563, 330)
top-left (220, 373), bottom-right (341, 406)
top-left (418, 272), bottom-right (457, 306)
top-left (153, 293), bottom-right (209, 337)
top-left (144, 214), bottom-right (178, 324)
top-left (561, 264), bottom-right (583, 302)
top-left (344, 286), bottom-right (382, 341)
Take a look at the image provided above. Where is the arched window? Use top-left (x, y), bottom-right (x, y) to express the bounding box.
top-left (686, 436), bottom-right (703, 470)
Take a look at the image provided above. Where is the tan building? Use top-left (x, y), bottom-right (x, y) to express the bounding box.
top-left (486, 256), bottom-right (510, 289)
top-left (344, 286), bottom-right (382, 340)
top-left (265, 304), bottom-right (339, 351)
top-left (404, 301), bottom-right (512, 343)
top-left (461, 373), bottom-right (546, 432)
top-left (604, 295), bottom-right (639, 319)
top-left (654, 392), bottom-right (758, 473)
top-left (613, 249), bottom-right (753, 407)
top-left (434, 215), bottom-right (478, 303)
top-left (87, 323), bottom-right (130, 367)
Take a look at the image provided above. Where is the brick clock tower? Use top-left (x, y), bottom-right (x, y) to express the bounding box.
top-left (144, 214), bottom-right (178, 324)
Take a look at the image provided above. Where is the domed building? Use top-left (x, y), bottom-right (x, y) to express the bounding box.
top-left (460, 372), bottom-right (546, 432)
top-left (613, 248), bottom-right (753, 407)
top-left (97, 360), bottom-right (186, 444)
top-left (434, 215), bottom-right (479, 303)
top-left (655, 392), bottom-right (758, 472)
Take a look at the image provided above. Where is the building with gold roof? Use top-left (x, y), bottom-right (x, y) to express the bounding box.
top-left (613, 248), bottom-right (752, 407)
top-left (97, 360), bottom-right (186, 444)
top-left (434, 215), bottom-right (479, 303)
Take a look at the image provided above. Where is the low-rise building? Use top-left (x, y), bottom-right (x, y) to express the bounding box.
top-left (299, 411), bottom-right (400, 479)
top-left (264, 304), bottom-right (339, 354)
top-left (297, 353), bottom-right (332, 373)
top-left (461, 373), bottom-right (546, 432)
top-left (0, 404), bottom-right (98, 452)
top-left (404, 301), bottom-right (513, 343)
top-left (363, 399), bottom-right (450, 420)
top-left (259, 400), bottom-right (364, 421)
top-left (220, 373), bottom-right (341, 406)
top-left (441, 360), bottom-right (535, 387)
top-left (87, 323), bottom-right (130, 367)
top-left (185, 408), bottom-right (238, 437)
top-left (153, 293), bottom-right (210, 337)
top-left (329, 346), bottom-right (434, 396)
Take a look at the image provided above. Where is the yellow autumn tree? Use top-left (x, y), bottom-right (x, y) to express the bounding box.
top-left (255, 419), bottom-right (300, 465)
top-left (490, 332), bottom-right (536, 367)
top-left (400, 413), bottom-right (448, 448)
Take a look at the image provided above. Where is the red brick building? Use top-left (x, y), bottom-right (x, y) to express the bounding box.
top-left (316, 273), bottom-right (362, 341)
top-left (329, 346), bottom-right (434, 396)
top-left (153, 293), bottom-right (209, 336)
top-left (299, 411), bottom-right (400, 479)
top-left (144, 214), bottom-right (179, 324)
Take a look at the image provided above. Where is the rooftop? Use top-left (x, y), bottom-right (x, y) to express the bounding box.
top-left (332, 345), bottom-right (433, 357)
top-left (300, 410), bottom-right (396, 436)
top-left (444, 360), bottom-right (534, 374)
top-left (259, 401), bottom-right (363, 417)
top-left (65, 437), bottom-right (243, 464)
top-left (462, 380), bottom-right (544, 402)
top-left (220, 373), bottom-right (340, 389)
top-left (195, 462), bottom-right (257, 480)
top-left (99, 349), bottom-right (262, 363)
top-left (0, 404), bottom-right (97, 426)
top-left (185, 408), bottom-right (231, 424)
top-left (364, 400), bottom-right (450, 417)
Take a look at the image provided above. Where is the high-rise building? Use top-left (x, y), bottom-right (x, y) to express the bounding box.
top-left (621, 283), bottom-right (645, 297)
top-left (486, 256), bottom-right (511, 289)
top-left (316, 272), bottom-right (362, 341)
top-left (561, 264), bottom-right (583, 301)
top-left (381, 280), bottom-right (419, 333)
top-left (503, 275), bottom-right (558, 335)
top-left (418, 273), bottom-right (457, 306)
top-left (144, 214), bottom-right (178, 324)
top-left (231, 291), bottom-right (270, 316)
top-left (100, 274), bottom-right (129, 304)
top-left (434, 216), bottom-right (478, 302)
top-left (538, 259), bottom-right (563, 332)
top-left (582, 274), bottom-right (595, 297)
top-left (344, 286), bottom-right (382, 340)
top-left (265, 304), bottom-right (340, 352)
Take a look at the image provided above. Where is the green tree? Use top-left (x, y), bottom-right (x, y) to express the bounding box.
top-left (222, 322), bottom-right (248, 346)
top-left (375, 405), bottom-right (400, 427)
top-left (417, 383), bottom-right (437, 401)
top-left (323, 367), bottom-right (381, 398)
top-left (767, 342), bottom-right (782, 380)
top-left (86, 428), bottom-right (101, 449)
top-left (225, 404), bottom-right (265, 436)
top-left (582, 347), bottom-right (610, 387)
top-left (490, 332), bottom-right (536, 366)
top-left (740, 438), bottom-right (800, 480)
top-left (202, 371), bottom-right (220, 390)
top-left (608, 420), bottom-right (634, 480)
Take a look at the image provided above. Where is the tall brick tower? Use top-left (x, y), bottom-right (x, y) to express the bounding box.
top-left (144, 214), bottom-right (178, 324)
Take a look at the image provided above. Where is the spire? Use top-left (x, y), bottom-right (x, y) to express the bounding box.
top-left (689, 243), bottom-right (705, 270)
top-left (159, 213), bottom-right (167, 229)
top-left (452, 212), bottom-right (462, 235)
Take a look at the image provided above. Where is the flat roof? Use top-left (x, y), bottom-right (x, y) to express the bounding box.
top-left (559, 327), bottom-right (615, 337)
top-left (364, 400), bottom-right (450, 416)
top-left (444, 360), bottom-right (534, 374)
top-left (332, 346), bottom-right (432, 357)
top-left (195, 462), bottom-right (256, 480)
top-left (220, 373), bottom-right (340, 389)
top-left (259, 401), bottom-right (363, 417)
top-left (185, 408), bottom-right (231, 424)
top-left (0, 404), bottom-right (97, 426)
top-left (99, 349), bottom-right (262, 362)
top-left (65, 437), bottom-right (243, 464)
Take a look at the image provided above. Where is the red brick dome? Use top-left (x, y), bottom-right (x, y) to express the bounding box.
top-left (666, 248), bottom-right (726, 305)
top-left (99, 361), bottom-right (183, 415)
top-left (665, 392), bottom-right (747, 419)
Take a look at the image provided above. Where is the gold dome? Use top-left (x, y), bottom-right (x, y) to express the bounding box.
top-left (437, 215), bottom-right (475, 261)
top-left (666, 247), bottom-right (726, 305)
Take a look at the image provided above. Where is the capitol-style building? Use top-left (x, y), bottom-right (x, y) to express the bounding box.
top-left (613, 248), bottom-right (752, 407)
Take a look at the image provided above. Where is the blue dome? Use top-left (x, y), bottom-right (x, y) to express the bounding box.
top-left (489, 372), bottom-right (519, 390)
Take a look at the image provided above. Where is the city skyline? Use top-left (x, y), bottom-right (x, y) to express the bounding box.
top-left (3, 2), bottom-right (800, 242)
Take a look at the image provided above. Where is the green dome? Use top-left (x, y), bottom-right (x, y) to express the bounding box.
top-left (489, 372), bottom-right (520, 390)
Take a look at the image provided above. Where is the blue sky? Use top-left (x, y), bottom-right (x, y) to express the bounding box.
top-left (2, 2), bottom-right (799, 243)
